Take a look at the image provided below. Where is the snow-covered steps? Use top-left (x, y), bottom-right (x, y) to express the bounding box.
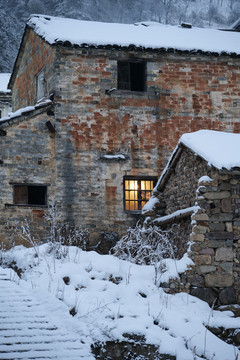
top-left (0, 268), bottom-right (93, 360)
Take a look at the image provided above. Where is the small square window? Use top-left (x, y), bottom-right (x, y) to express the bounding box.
top-left (13, 184), bottom-right (47, 206)
top-left (124, 176), bottom-right (157, 212)
top-left (118, 61), bottom-right (146, 91)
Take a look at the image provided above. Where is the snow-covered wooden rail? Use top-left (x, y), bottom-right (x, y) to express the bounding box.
top-left (0, 268), bottom-right (93, 360)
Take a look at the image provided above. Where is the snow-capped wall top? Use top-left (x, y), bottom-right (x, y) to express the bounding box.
top-left (0, 73), bottom-right (11, 93)
top-left (27, 15), bottom-right (240, 55)
top-left (179, 130), bottom-right (240, 170)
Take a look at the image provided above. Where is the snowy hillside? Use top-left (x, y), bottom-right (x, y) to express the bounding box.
top-left (1, 244), bottom-right (240, 360)
top-left (0, 0), bottom-right (239, 72)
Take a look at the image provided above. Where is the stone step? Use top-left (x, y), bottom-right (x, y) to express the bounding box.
top-left (0, 268), bottom-right (93, 360)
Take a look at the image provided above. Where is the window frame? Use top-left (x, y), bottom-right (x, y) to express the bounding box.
top-left (117, 61), bottom-right (146, 92)
top-left (123, 176), bottom-right (157, 213)
top-left (11, 183), bottom-right (48, 207)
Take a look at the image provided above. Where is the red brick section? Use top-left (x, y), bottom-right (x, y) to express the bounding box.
top-left (12, 29), bottom-right (56, 110)
top-left (59, 51), bottom-right (240, 173)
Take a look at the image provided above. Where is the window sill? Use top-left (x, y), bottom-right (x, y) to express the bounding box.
top-left (5, 204), bottom-right (48, 209)
top-left (124, 210), bottom-right (143, 216)
top-left (105, 88), bottom-right (160, 100)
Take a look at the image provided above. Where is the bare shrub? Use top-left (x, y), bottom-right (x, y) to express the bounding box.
top-left (6, 219), bottom-right (40, 263)
top-left (45, 199), bottom-right (89, 259)
top-left (111, 219), bottom-right (177, 285)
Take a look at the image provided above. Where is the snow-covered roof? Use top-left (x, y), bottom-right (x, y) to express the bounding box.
top-left (229, 17), bottom-right (240, 31)
top-left (0, 99), bottom-right (52, 125)
top-left (0, 73), bottom-right (11, 93)
top-left (143, 130), bottom-right (240, 214)
top-left (27, 15), bottom-right (240, 55)
top-left (180, 130), bottom-right (240, 170)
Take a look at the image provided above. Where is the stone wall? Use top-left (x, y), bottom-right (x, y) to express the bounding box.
top-left (190, 171), bottom-right (240, 305)
top-left (161, 148), bottom-right (210, 215)
top-left (0, 107), bottom-right (55, 247)
top-left (161, 171), bottom-right (240, 306)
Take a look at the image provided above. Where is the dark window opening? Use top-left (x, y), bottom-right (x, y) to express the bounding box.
top-left (118, 61), bottom-right (146, 91)
top-left (124, 176), bottom-right (157, 211)
top-left (14, 185), bottom-right (47, 205)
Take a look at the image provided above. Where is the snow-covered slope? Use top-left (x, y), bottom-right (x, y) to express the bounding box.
top-left (2, 244), bottom-right (240, 360)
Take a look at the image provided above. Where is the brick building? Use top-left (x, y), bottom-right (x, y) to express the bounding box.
top-left (0, 15), bottom-right (240, 249)
top-left (143, 130), bottom-right (240, 305)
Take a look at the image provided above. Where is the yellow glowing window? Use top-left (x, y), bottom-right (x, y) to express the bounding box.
top-left (124, 177), bottom-right (157, 211)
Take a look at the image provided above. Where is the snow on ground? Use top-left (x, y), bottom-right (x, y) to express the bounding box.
top-left (28, 15), bottom-right (240, 55)
top-left (1, 244), bottom-right (240, 360)
top-left (0, 73), bottom-right (11, 93)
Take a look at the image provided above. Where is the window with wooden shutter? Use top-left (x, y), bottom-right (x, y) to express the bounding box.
top-left (13, 184), bottom-right (47, 206)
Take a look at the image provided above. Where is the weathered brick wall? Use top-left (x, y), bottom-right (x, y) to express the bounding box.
top-left (0, 109), bottom-right (55, 247)
top-left (11, 28), bottom-right (57, 111)
top-left (51, 45), bottom-right (240, 244)
top-left (8, 32), bottom-right (240, 246)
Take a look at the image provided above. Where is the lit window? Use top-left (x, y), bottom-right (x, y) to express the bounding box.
top-left (124, 177), bottom-right (157, 211)
top-left (118, 61), bottom-right (146, 91)
top-left (13, 184), bottom-right (47, 206)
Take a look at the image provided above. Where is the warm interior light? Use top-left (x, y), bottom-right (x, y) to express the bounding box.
top-left (129, 180), bottom-right (138, 190)
top-left (125, 179), bottom-right (154, 211)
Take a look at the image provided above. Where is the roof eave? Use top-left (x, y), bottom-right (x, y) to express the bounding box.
top-left (0, 102), bottom-right (53, 129)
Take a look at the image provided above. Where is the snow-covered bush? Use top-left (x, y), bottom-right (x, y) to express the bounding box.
top-left (111, 219), bottom-right (177, 285)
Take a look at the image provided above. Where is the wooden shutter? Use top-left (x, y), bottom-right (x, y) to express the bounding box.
top-left (14, 185), bottom-right (28, 204)
top-left (118, 62), bottom-right (131, 90)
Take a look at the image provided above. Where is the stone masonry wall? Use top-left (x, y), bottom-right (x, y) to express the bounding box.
top-left (162, 148), bottom-right (210, 215)
top-left (161, 171), bottom-right (240, 306)
top-left (190, 171), bottom-right (240, 305)
top-left (0, 109), bottom-right (56, 247)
